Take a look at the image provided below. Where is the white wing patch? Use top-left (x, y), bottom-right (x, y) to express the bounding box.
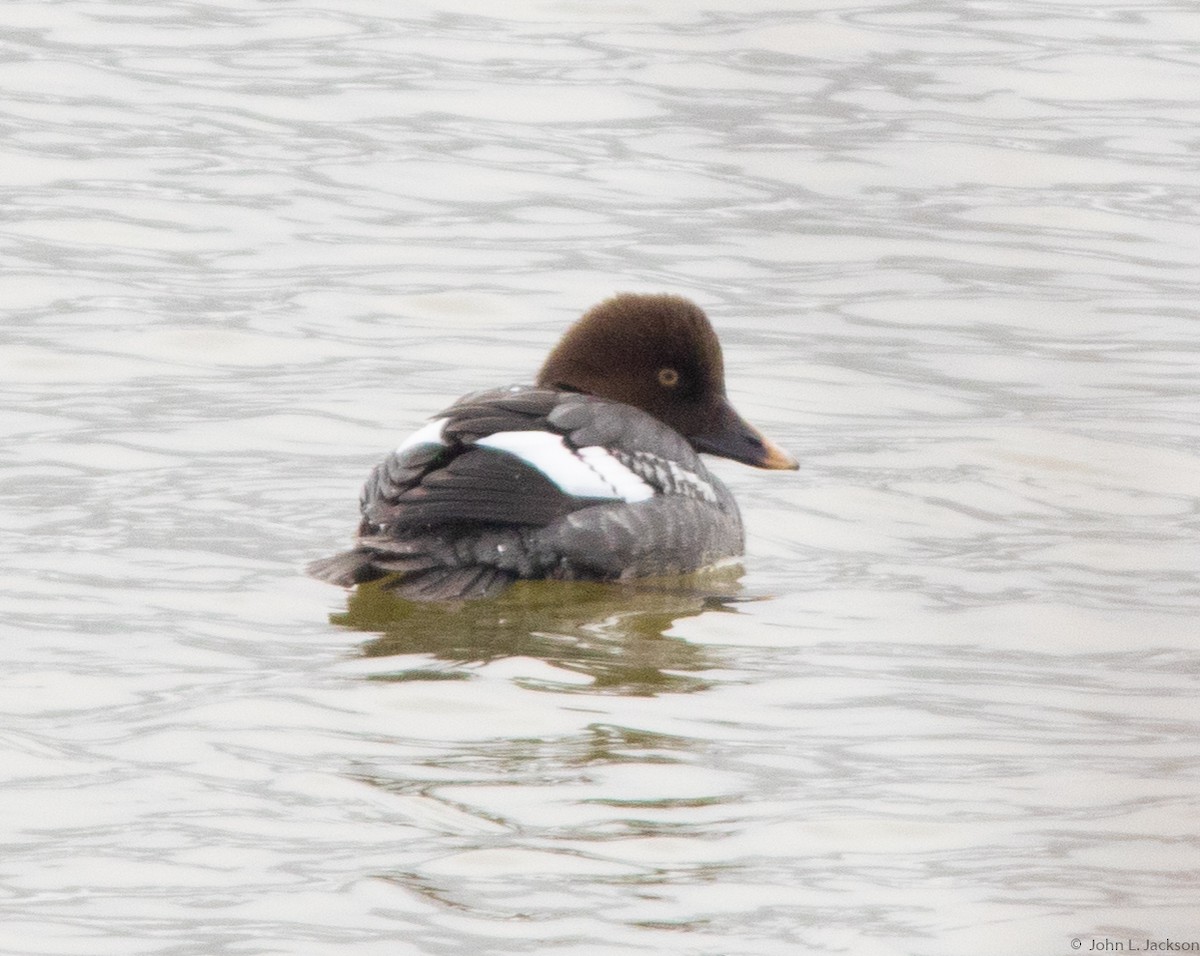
top-left (476, 431), bottom-right (655, 503)
top-left (395, 417), bottom-right (449, 454)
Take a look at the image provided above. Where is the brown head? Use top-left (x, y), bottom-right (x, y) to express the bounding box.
top-left (537, 293), bottom-right (797, 470)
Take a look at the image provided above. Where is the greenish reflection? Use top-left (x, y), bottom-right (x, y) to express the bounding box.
top-left (329, 566), bottom-right (748, 696)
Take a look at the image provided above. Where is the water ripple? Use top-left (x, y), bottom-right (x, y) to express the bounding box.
top-left (3, 0), bottom-right (1199, 953)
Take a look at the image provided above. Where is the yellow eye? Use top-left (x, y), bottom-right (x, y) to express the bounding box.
top-left (658, 367), bottom-right (679, 388)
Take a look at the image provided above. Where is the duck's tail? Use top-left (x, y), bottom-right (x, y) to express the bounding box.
top-left (307, 545), bottom-right (516, 602)
top-left (306, 548), bottom-right (387, 588)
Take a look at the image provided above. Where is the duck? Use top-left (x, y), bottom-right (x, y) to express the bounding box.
top-left (309, 293), bottom-right (797, 601)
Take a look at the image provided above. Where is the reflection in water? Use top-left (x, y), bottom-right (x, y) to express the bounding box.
top-left (329, 571), bottom-right (759, 924)
top-left (331, 567), bottom-right (748, 695)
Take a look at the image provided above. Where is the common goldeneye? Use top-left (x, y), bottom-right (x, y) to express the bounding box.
top-left (310, 293), bottom-right (797, 601)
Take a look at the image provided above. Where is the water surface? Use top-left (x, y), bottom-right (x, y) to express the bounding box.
top-left (3, 1), bottom-right (1199, 954)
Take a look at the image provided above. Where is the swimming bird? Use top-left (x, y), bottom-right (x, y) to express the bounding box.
top-left (310, 293), bottom-right (796, 601)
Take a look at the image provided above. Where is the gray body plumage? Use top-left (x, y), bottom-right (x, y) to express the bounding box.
top-left (309, 386), bottom-right (744, 601)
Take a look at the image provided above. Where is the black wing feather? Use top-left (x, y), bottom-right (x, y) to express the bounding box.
top-left (381, 448), bottom-right (605, 529)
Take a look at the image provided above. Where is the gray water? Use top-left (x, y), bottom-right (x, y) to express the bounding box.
top-left (3, 1), bottom-right (1199, 954)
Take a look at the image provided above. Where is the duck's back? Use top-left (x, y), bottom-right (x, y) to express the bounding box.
top-left (309, 386), bottom-right (744, 601)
